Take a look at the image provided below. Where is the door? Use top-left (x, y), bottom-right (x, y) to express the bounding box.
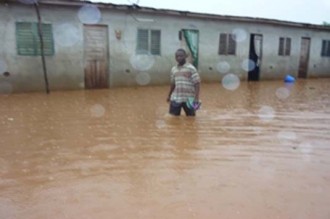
top-left (298, 37), bottom-right (310, 78)
top-left (179, 29), bottom-right (199, 68)
top-left (84, 25), bottom-right (109, 89)
top-left (248, 34), bottom-right (263, 81)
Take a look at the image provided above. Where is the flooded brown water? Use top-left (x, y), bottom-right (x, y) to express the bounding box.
top-left (1, 79), bottom-right (330, 219)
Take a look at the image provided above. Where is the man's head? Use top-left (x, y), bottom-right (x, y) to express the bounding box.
top-left (175, 49), bottom-right (187, 66)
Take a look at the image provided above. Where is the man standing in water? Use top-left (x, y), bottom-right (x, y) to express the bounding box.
top-left (167, 48), bottom-right (201, 116)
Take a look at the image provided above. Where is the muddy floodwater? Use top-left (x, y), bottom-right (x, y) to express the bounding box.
top-left (0, 79), bottom-right (330, 219)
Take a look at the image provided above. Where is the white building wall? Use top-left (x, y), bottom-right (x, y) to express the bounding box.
top-left (0, 2), bottom-right (330, 93)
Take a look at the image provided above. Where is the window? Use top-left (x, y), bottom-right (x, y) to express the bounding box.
top-left (136, 29), bottom-right (161, 55)
top-left (16, 22), bottom-right (54, 56)
top-left (278, 37), bottom-right (291, 56)
top-left (321, 40), bottom-right (330, 57)
top-left (218, 33), bottom-right (236, 55)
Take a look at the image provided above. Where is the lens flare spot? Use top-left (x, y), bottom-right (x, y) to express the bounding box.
top-left (155, 120), bottom-right (166, 129)
top-left (78, 5), bottom-right (102, 24)
top-left (221, 73), bottom-right (240, 91)
top-left (90, 104), bottom-right (105, 118)
top-left (135, 72), bottom-right (151, 86)
top-left (275, 87), bottom-right (291, 100)
top-left (241, 59), bottom-right (256, 71)
top-left (55, 23), bottom-right (81, 47)
top-left (231, 28), bottom-right (247, 42)
top-left (216, 61), bottom-right (230, 74)
top-left (130, 54), bottom-right (155, 71)
top-left (299, 142), bottom-right (313, 154)
top-left (277, 131), bottom-right (297, 142)
top-left (258, 105), bottom-right (275, 121)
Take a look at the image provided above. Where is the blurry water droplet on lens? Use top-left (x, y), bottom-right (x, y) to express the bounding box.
top-left (250, 154), bottom-right (262, 166)
top-left (56, 23), bottom-right (81, 47)
top-left (18, 0), bottom-right (37, 4)
top-left (216, 61), bottom-right (230, 74)
top-left (299, 142), bottom-right (313, 154)
top-left (78, 5), bottom-right (102, 24)
top-left (221, 73), bottom-right (240, 91)
top-left (275, 87), bottom-right (290, 100)
top-left (90, 104), bottom-right (105, 118)
top-left (130, 53), bottom-right (155, 71)
top-left (258, 105), bottom-right (275, 121)
top-left (277, 131), bottom-right (297, 141)
top-left (136, 72), bottom-right (151, 86)
top-left (0, 59), bottom-right (7, 73)
top-left (241, 59), bottom-right (256, 71)
top-left (232, 28), bottom-right (247, 42)
top-left (0, 81), bottom-right (13, 95)
top-left (155, 120), bottom-right (166, 129)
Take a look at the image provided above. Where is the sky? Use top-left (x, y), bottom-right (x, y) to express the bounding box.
top-left (89, 0), bottom-right (330, 25)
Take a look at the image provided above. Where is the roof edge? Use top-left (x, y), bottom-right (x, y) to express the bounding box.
top-left (4, 0), bottom-right (330, 31)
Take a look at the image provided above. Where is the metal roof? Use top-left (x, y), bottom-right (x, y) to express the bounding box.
top-left (5, 0), bottom-right (330, 31)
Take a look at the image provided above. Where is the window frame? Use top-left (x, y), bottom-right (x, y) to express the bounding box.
top-left (16, 22), bottom-right (54, 56)
top-left (278, 37), bottom-right (291, 56)
top-left (136, 28), bottom-right (161, 55)
top-left (218, 33), bottom-right (236, 55)
top-left (321, 40), bottom-right (330, 57)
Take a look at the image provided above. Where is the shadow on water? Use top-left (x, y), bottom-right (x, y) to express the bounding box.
top-left (0, 79), bottom-right (330, 218)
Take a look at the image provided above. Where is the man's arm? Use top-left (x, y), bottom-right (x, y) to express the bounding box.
top-left (167, 83), bottom-right (175, 102)
top-left (194, 82), bottom-right (200, 101)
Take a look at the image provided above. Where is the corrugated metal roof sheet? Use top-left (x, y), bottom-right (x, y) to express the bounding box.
top-left (4, 0), bottom-right (330, 31)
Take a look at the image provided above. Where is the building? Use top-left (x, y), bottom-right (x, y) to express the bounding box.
top-left (0, 0), bottom-right (330, 93)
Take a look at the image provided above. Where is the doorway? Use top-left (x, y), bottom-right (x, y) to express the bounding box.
top-left (83, 25), bottom-right (109, 89)
top-left (298, 37), bottom-right (311, 78)
top-left (248, 34), bottom-right (263, 81)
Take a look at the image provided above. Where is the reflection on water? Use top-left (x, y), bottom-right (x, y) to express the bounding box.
top-left (1, 79), bottom-right (330, 219)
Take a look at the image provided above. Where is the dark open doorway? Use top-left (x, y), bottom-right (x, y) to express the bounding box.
top-left (298, 37), bottom-right (311, 78)
top-left (248, 34), bottom-right (263, 81)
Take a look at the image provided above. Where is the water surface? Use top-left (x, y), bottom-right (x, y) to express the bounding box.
top-left (1, 79), bottom-right (330, 219)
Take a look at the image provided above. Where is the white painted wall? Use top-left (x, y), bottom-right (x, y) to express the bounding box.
top-left (0, 2), bottom-right (330, 93)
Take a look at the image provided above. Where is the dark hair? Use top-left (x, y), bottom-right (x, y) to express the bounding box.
top-left (176, 48), bottom-right (186, 55)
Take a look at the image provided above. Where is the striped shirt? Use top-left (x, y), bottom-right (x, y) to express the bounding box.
top-left (170, 63), bottom-right (201, 103)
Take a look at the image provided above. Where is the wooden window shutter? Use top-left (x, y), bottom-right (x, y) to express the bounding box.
top-left (278, 37), bottom-right (284, 56)
top-left (16, 22), bottom-right (36, 56)
top-left (219, 33), bottom-right (227, 55)
top-left (285, 38), bottom-right (291, 56)
top-left (137, 29), bottom-right (149, 54)
top-left (36, 24), bottom-right (54, 56)
top-left (321, 40), bottom-right (326, 56)
top-left (228, 34), bottom-right (236, 55)
top-left (16, 22), bottom-right (54, 56)
top-left (150, 30), bottom-right (161, 55)
top-left (321, 40), bottom-right (330, 56)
